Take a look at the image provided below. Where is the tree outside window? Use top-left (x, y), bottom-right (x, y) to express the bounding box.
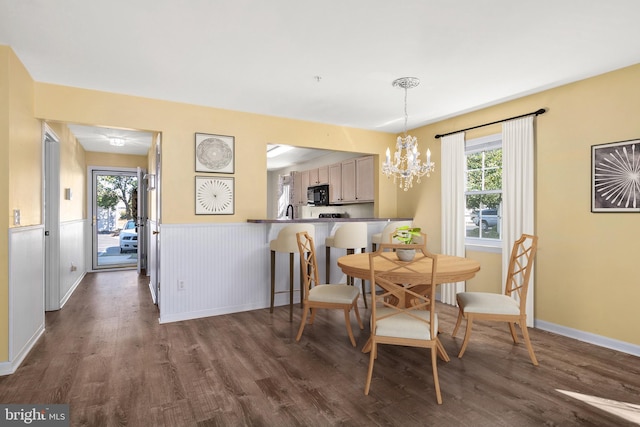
top-left (96, 175), bottom-right (138, 231)
top-left (465, 144), bottom-right (502, 241)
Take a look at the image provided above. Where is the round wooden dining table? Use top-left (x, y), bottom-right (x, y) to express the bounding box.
top-left (337, 252), bottom-right (481, 284)
top-left (337, 252), bottom-right (481, 358)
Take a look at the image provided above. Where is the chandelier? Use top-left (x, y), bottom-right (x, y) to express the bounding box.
top-left (382, 77), bottom-right (435, 191)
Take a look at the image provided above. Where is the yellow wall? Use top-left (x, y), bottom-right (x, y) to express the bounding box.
top-left (85, 151), bottom-right (147, 170)
top-left (0, 46), bottom-right (10, 362)
top-left (0, 46), bottom-right (42, 361)
top-left (33, 85), bottom-right (398, 224)
top-left (405, 64), bottom-right (640, 345)
top-left (47, 122), bottom-right (87, 222)
top-left (7, 50), bottom-right (42, 228)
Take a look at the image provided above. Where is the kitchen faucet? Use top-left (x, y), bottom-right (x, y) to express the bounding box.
top-left (286, 204), bottom-right (294, 220)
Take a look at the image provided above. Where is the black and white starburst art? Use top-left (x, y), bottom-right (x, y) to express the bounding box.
top-left (195, 177), bottom-right (234, 214)
top-left (592, 140), bottom-right (640, 212)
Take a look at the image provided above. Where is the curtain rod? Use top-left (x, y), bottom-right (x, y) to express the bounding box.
top-left (434, 108), bottom-right (546, 139)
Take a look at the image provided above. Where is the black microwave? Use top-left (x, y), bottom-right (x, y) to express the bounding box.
top-left (307, 184), bottom-right (329, 206)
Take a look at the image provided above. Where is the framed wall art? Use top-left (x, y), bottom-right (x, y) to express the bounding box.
top-left (195, 133), bottom-right (234, 173)
top-left (591, 139), bottom-right (640, 212)
top-left (195, 176), bottom-right (234, 215)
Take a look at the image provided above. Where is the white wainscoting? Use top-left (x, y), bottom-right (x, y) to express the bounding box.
top-left (1, 225), bottom-right (45, 375)
top-left (159, 221), bottom-right (386, 324)
top-left (59, 219), bottom-right (86, 308)
top-left (148, 219), bottom-right (158, 304)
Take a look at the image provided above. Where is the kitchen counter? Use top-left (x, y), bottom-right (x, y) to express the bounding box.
top-left (247, 217), bottom-right (413, 223)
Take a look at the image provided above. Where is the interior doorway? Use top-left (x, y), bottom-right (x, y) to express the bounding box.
top-left (91, 168), bottom-right (146, 270)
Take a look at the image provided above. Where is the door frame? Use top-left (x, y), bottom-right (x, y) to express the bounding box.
top-left (43, 123), bottom-right (61, 311)
top-left (87, 166), bottom-right (147, 272)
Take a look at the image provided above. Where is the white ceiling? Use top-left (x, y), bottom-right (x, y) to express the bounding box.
top-left (2, 1), bottom-right (640, 158)
top-left (65, 124), bottom-right (153, 156)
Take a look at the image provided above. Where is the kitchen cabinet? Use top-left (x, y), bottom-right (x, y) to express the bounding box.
top-left (339, 156), bottom-right (374, 203)
top-left (295, 156), bottom-right (373, 205)
top-left (328, 162), bottom-right (343, 203)
top-left (293, 170), bottom-right (309, 206)
top-left (355, 155), bottom-right (374, 201)
top-left (341, 159), bottom-right (357, 202)
top-left (309, 166), bottom-right (329, 185)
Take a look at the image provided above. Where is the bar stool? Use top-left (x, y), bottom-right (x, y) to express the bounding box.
top-left (325, 222), bottom-right (368, 308)
top-left (371, 220), bottom-right (412, 251)
top-left (270, 224), bottom-right (315, 321)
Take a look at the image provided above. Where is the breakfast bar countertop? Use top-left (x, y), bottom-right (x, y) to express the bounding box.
top-left (247, 217), bottom-right (413, 224)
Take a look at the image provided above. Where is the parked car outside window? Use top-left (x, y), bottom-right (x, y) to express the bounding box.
top-left (471, 209), bottom-right (499, 230)
top-left (119, 220), bottom-right (137, 253)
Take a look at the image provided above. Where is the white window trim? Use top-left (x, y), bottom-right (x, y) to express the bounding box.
top-left (465, 133), bottom-right (502, 253)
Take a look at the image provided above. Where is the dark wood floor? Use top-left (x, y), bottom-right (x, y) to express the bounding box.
top-left (1, 271), bottom-right (639, 426)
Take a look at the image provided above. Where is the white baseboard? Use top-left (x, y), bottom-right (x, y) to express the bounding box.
top-left (0, 326), bottom-right (45, 376)
top-left (535, 319), bottom-right (640, 357)
top-left (59, 271), bottom-right (86, 309)
top-left (159, 302), bottom-right (267, 324)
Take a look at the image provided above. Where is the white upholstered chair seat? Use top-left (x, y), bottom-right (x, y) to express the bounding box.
top-left (456, 292), bottom-right (520, 316)
top-left (373, 308), bottom-right (438, 341)
top-left (308, 284), bottom-right (361, 304)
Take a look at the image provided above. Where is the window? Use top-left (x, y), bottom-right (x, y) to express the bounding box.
top-left (277, 173), bottom-right (292, 218)
top-left (465, 134), bottom-right (502, 249)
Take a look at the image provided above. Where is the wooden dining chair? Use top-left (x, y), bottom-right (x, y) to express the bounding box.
top-left (295, 231), bottom-right (364, 347)
top-left (365, 242), bottom-right (444, 404)
top-left (452, 234), bottom-right (539, 365)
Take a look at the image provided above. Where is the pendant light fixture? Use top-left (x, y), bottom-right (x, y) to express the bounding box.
top-left (382, 77), bottom-right (435, 191)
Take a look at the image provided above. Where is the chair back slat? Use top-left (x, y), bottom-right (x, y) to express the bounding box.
top-left (369, 242), bottom-right (439, 338)
top-left (504, 234), bottom-right (538, 311)
top-left (296, 231), bottom-right (320, 297)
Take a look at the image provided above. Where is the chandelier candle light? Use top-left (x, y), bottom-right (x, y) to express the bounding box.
top-left (382, 77), bottom-right (435, 191)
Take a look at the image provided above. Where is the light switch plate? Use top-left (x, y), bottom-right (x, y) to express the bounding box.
top-left (13, 209), bottom-right (20, 225)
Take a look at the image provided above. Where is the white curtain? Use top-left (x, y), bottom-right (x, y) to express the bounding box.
top-left (440, 132), bottom-right (466, 305)
top-left (502, 116), bottom-right (535, 326)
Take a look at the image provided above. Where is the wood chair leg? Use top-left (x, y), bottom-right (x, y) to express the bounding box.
top-left (360, 247), bottom-right (368, 308)
top-left (346, 248), bottom-right (355, 288)
top-left (343, 308), bottom-right (356, 347)
top-left (508, 322), bottom-right (519, 343)
top-left (299, 256), bottom-right (305, 305)
top-left (288, 252), bottom-right (294, 322)
top-left (364, 342), bottom-right (376, 395)
top-left (270, 250), bottom-right (276, 313)
top-left (326, 246), bottom-right (331, 284)
top-left (452, 308), bottom-right (464, 337)
top-left (431, 346), bottom-right (443, 404)
top-left (309, 308), bottom-right (317, 324)
top-left (458, 316), bottom-right (474, 358)
top-left (296, 306), bottom-right (310, 342)
top-left (436, 338), bottom-right (450, 362)
top-left (520, 321), bottom-right (539, 366)
top-left (353, 302), bottom-right (364, 330)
